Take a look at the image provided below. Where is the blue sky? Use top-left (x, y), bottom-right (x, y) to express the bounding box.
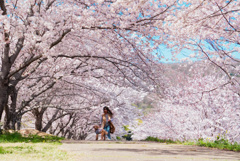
top-left (156, 44), bottom-right (197, 63)
top-left (158, 42), bottom-right (240, 64)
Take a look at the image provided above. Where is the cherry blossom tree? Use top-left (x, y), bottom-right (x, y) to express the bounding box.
top-left (0, 0), bottom-right (73, 128)
top-left (1, 0), bottom-right (239, 143)
top-left (46, 84), bottom-right (146, 140)
top-left (163, 0), bottom-right (240, 89)
top-left (0, 0), bottom-right (175, 130)
top-left (132, 62), bottom-right (240, 142)
top-left (131, 0), bottom-right (240, 142)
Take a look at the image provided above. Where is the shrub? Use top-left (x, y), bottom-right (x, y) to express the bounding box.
top-left (116, 136), bottom-right (121, 140)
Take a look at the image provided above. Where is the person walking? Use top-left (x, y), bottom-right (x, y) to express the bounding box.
top-left (100, 106), bottom-right (113, 140)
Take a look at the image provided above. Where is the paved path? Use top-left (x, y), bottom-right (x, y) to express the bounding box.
top-left (60, 141), bottom-right (240, 161)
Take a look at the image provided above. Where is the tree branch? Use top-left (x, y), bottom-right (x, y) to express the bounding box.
top-left (197, 43), bottom-right (232, 80)
top-left (8, 54), bottom-right (43, 79)
top-left (50, 29), bottom-right (71, 49)
top-left (0, 0), bottom-right (7, 15)
top-left (10, 37), bottom-right (25, 65)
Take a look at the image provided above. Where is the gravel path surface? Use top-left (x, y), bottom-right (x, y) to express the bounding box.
top-left (60, 141), bottom-right (240, 161)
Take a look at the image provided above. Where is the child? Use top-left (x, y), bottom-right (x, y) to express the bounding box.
top-left (93, 125), bottom-right (108, 140)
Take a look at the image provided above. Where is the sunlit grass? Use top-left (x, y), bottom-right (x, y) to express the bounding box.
top-left (184, 138), bottom-right (240, 152)
top-left (0, 143), bottom-right (75, 161)
top-left (0, 131), bottom-right (74, 160)
top-left (144, 136), bottom-right (181, 144)
top-left (0, 132), bottom-right (64, 143)
top-left (145, 136), bottom-right (240, 152)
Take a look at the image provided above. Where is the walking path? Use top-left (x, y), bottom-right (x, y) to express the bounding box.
top-left (60, 141), bottom-right (240, 161)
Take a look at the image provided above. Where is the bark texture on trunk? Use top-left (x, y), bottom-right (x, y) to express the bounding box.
top-left (0, 83), bottom-right (8, 121)
top-left (4, 86), bottom-right (18, 130)
top-left (32, 108), bottom-right (46, 131)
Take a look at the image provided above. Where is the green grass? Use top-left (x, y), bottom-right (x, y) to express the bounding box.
top-left (0, 146), bottom-right (11, 154)
top-left (0, 143), bottom-right (74, 161)
top-left (144, 136), bottom-right (181, 144)
top-left (0, 132), bottom-right (74, 161)
top-left (0, 132), bottom-right (64, 143)
top-left (185, 138), bottom-right (240, 152)
top-left (0, 145), bottom-right (37, 154)
top-left (145, 136), bottom-right (240, 152)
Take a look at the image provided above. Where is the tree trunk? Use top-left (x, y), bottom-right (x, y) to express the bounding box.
top-left (0, 0), bottom-right (7, 15)
top-left (36, 115), bottom-right (43, 131)
top-left (67, 131), bottom-right (73, 139)
top-left (3, 104), bottom-right (9, 129)
top-left (42, 109), bottom-right (59, 132)
top-left (16, 115), bottom-right (22, 130)
top-left (0, 82), bottom-right (9, 121)
top-left (32, 108), bottom-right (46, 131)
top-left (51, 123), bottom-right (59, 134)
top-left (78, 131), bottom-right (88, 140)
top-left (0, 28), bottom-right (24, 128)
top-left (56, 114), bottom-right (72, 136)
top-left (63, 129), bottom-right (69, 138)
top-left (4, 86), bottom-right (17, 130)
top-left (0, 35), bottom-right (11, 121)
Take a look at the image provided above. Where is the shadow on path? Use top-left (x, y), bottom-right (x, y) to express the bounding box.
top-left (93, 145), bottom-right (240, 160)
top-left (60, 141), bottom-right (240, 161)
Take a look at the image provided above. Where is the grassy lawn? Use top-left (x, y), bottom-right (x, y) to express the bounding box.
top-left (0, 131), bottom-right (75, 161)
top-left (0, 143), bottom-right (75, 161)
